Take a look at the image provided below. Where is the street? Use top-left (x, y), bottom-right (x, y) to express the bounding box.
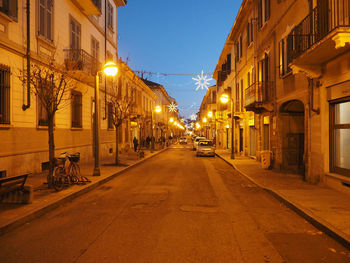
top-left (0, 145), bottom-right (349, 263)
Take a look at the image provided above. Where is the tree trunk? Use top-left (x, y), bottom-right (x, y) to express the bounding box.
top-left (115, 125), bottom-right (119, 165)
top-left (47, 116), bottom-right (55, 188)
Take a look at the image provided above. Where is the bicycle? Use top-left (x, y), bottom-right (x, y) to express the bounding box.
top-left (52, 152), bottom-right (81, 191)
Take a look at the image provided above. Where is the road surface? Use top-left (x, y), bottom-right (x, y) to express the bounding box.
top-left (0, 145), bottom-right (349, 262)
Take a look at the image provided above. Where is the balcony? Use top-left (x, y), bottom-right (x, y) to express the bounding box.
top-left (287, 1), bottom-right (350, 78)
top-left (244, 82), bottom-right (273, 113)
top-left (73, 0), bottom-right (101, 15)
top-left (64, 49), bottom-right (101, 77)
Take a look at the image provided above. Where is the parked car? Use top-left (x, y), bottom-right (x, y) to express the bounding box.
top-left (193, 136), bottom-right (206, 150)
top-left (179, 137), bottom-right (187, 144)
top-left (196, 140), bottom-right (215, 157)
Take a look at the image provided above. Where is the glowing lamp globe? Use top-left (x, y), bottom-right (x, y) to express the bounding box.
top-left (207, 111), bottom-right (213, 118)
top-left (155, 105), bottom-right (162, 113)
top-left (103, 62), bottom-right (118, 76)
top-left (169, 117), bottom-right (174, 123)
top-left (220, 93), bottom-right (229, 104)
top-left (203, 117), bottom-right (207, 123)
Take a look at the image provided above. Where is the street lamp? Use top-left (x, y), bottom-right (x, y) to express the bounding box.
top-left (94, 61), bottom-right (118, 176)
top-left (220, 93), bottom-right (235, 159)
top-left (151, 105), bottom-right (162, 152)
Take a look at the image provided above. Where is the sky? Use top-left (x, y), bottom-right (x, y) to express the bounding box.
top-left (118, 1), bottom-right (241, 119)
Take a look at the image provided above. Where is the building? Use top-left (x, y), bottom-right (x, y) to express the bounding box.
top-left (142, 79), bottom-right (180, 140)
top-left (208, 0), bottom-right (350, 194)
top-left (0, 0), bottom-right (163, 177)
top-left (198, 86), bottom-right (217, 142)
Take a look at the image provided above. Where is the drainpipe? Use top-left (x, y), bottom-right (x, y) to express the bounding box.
top-left (22, 0), bottom-right (30, 111)
top-left (103, 0), bottom-right (107, 120)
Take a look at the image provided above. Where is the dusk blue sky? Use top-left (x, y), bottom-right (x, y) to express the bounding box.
top-left (118, 1), bottom-right (241, 118)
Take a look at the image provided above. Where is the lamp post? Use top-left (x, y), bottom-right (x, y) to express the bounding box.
top-left (151, 105), bottom-right (162, 152)
top-left (93, 62), bottom-right (118, 176)
top-left (220, 93), bottom-right (235, 159)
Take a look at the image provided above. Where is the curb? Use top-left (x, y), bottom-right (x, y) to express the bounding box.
top-left (215, 152), bottom-right (350, 250)
top-left (0, 147), bottom-right (169, 236)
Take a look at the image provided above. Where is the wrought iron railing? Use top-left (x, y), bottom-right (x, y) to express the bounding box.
top-left (64, 49), bottom-right (101, 76)
top-left (92, 0), bottom-right (102, 11)
top-left (288, 0), bottom-right (350, 60)
top-left (245, 83), bottom-right (256, 106)
top-left (244, 81), bottom-right (271, 107)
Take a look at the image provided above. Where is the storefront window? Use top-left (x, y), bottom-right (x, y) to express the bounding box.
top-left (331, 99), bottom-right (350, 175)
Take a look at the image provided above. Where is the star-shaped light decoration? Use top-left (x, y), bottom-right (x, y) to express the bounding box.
top-left (192, 70), bottom-right (213, 91)
top-left (190, 114), bottom-right (197, 121)
top-left (167, 102), bottom-right (178, 113)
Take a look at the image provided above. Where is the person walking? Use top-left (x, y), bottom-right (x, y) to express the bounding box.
top-left (133, 137), bottom-right (139, 152)
top-left (146, 136), bottom-right (151, 148)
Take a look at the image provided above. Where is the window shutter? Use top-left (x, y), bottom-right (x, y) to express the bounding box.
top-left (265, 0), bottom-right (270, 21)
top-left (258, 0), bottom-right (262, 28)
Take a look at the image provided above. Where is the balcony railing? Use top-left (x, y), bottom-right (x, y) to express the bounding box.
top-left (245, 82), bottom-right (271, 108)
top-left (288, 0), bottom-right (350, 60)
top-left (64, 49), bottom-right (101, 76)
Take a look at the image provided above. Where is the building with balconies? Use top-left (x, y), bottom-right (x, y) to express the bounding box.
top-left (211, 0), bottom-right (350, 195)
top-left (0, 0), bottom-right (127, 176)
top-left (142, 79), bottom-right (178, 141)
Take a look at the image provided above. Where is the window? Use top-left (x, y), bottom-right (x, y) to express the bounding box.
top-left (330, 99), bottom-right (350, 176)
top-left (0, 65), bottom-right (10, 125)
top-left (106, 51), bottom-right (113, 61)
top-left (39, 0), bottom-right (53, 41)
top-left (235, 37), bottom-right (243, 62)
top-left (107, 2), bottom-right (113, 29)
top-left (91, 37), bottom-right (99, 60)
top-left (235, 83), bottom-right (240, 112)
top-left (71, 91), bottom-right (82, 128)
top-left (70, 17), bottom-right (81, 50)
top-left (247, 20), bottom-right (254, 46)
top-left (240, 79), bottom-right (244, 112)
top-left (108, 102), bottom-right (114, 129)
top-left (38, 98), bottom-right (48, 126)
top-left (0, 0), bottom-right (17, 20)
top-left (258, 53), bottom-right (270, 101)
top-left (258, 0), bottom-right (270, 28)
top-left (240, 35), bottom-right (243, 58)
top-left (279, 38), bottom-right (292, 77)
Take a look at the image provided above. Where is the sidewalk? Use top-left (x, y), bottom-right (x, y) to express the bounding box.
top-left (0, 147), bottom-right (169, 236)
top-left (216, 149), bottom-right (350, 249)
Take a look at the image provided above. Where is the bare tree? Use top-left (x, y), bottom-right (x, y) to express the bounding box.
top-left (108, 80), bottom-right (135, 165)
top-left (19, 54), bottom-right (77, 187)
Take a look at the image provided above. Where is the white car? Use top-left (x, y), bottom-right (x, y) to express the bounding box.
top-left (179, 137), bottom-right (187, 144)
top-left (196, 140), bottom-right (215, 157)
top-left (193, 137), bottom-right (206, 150)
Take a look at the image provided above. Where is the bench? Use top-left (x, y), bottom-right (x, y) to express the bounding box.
top-left (0, 174), bottom-right (33, 204)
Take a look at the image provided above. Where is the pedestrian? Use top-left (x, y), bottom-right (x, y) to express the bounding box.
top-left (133, 137), bottom-right (138, 152)
top-left (146, 136), bottom-right (151, 148)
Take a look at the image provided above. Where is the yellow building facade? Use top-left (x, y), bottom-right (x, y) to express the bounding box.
top-left (0, 0), bottom-right (160, 177)
top-left (209, 0), bottom-right (350, 194)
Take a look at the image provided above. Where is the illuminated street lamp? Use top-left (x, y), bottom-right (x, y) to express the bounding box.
top-left (203, 117), bottom-right (207, 123)
top-left (196, 122), bottom-right (200, 129)
top-left (207, 111), bottom-right (213, 118)
top-left (151, 105), bottom-right (162, 152)
top-left (169, 117), bottom-right (174, 123)
top-left (94, 61), bottom-right (118, 176)
top-left (220, 93), bottom-right (234, 159)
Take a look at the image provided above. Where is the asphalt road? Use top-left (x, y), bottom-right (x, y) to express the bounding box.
top-left (1, 145), bottom-right (349, 263)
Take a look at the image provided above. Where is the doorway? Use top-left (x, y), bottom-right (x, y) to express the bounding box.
top-left (280, 100), bottom-right (305, 175)
top-left (249, 126), bottom-right (256, 156)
